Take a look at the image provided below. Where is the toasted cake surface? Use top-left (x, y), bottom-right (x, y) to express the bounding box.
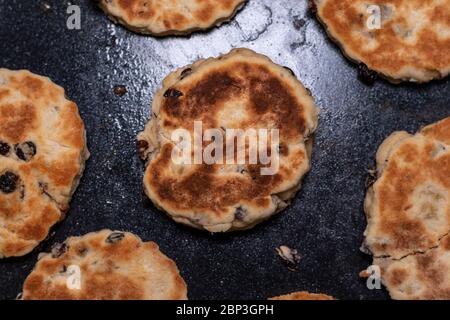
top-left (375, 233), bottom-right (450, 300)
top-left (0, 69), bottom-right (88, 258)
top-left (364, 117), bottom-right (450, 260)
top-left (269, 291), bottom-right (335, 300)
top-left (98, 0), bottom-right (246, 36)
top-left (315, 0), bottom-right (450, 82)
top-left (22, 230), bottom-right (188, 300)
top-left (364, 117), bottom-right (450, 299)
top-left (138, 48), bottom-right (318, 232)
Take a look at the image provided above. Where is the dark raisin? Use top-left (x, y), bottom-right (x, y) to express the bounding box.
top-left (365, 168), bottom-right (377, 189)
top-left (19, 184), bottom-right (25, 200)
top-left (358, 63), bottom-right (378, 85)
top-left (0, 141), bottom-right (10, 156)
top-left (278, 143), bottom-right (289, 156)
top-left (51, 243), bottom-right (68, 258)
top-left (308, 0), bottom-right (317, 14)
top-left (113, 85), bottom-right (128, 96)
top-left (180, 68), bottom-right (193, 80)
top-left (0, 171), bottom-right (19, 194)
top-left (15, 141), bottom-right (37, 161)
top-left (137, 140), bottom-right (149, 159)
top-left (106, 232), bottom-right (125, 244)
top-left (137, 140), bottom-right (149, 151)
top-left (164, 88), bottom-right (183, 98)
top-left (235, 207), bottom-right (247, 220)
top-left (360, 239), bottom-right (373, 255)
top-left (283, 66), bottom-right (296, 77)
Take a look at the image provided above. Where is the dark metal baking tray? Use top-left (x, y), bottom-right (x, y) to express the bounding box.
top-left (0, 0), bottom-right (449, 300)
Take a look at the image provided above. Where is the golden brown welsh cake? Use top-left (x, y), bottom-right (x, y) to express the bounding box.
top-left (314, 0), bottom-right (450, 83)
top-left (138, 48), bottom-right (319, 233)
top-left (364, 117), bottom-right (450, 259)
top-left (363, 116), bottom-right (450, 299)
top-left (97, 0), bottom-right (247, 36)
top-left (0, 69), bottom-right (89, 258)
top-left (22, 230), bottom-right (188, 300)
top-left (269, 291), bottom-right (335, 300)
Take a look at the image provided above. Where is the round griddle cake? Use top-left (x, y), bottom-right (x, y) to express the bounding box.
top-left (98, 0), bottom-right (246, 36)
top-left (22, 230), bottom-right (188, 300)
top-left (315, 0), bottom-right (450, 83)
top-left (364, 116), bottom-right (450, 259)
top-left (269, 291), bottom-right (335, 300)
top-left (138, 48), bottom-right (319, 233)
top-left (0, 69), bottom-right (89, 259)
top-left (363, 116), bottom-right (450, 299)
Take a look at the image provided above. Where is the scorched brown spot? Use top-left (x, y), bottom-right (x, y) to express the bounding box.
top-left (0, 103), bottom-right (37, 143)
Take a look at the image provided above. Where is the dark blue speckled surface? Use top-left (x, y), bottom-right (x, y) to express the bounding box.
top-left (0, 0), bottom-right (448, 300)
